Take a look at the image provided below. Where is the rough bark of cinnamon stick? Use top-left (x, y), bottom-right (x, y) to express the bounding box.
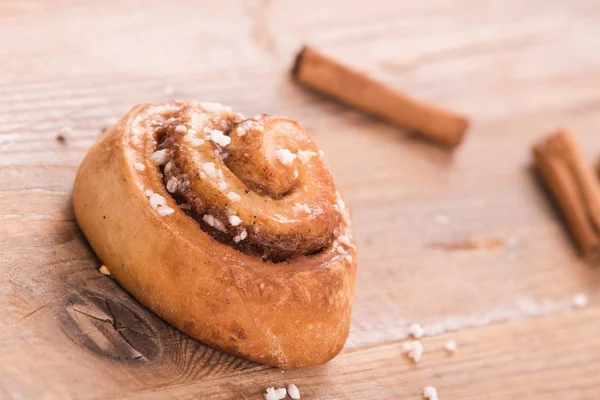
top-left (292, 46), bottom-right (470, 148)
top-left (532, 130), bottom-right (600, 259)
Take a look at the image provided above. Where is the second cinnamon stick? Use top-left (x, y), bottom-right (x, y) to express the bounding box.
top-left (533, 130), bottom-right (600, 259)
top-left (292, 46), bottom-right (470, 148)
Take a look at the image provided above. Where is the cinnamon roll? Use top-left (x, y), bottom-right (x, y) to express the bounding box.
top-left (73, 101), bottom-right (357, 367)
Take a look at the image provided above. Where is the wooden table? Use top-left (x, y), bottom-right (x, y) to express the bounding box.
top-left (1, 1), bottom-right (599, 398)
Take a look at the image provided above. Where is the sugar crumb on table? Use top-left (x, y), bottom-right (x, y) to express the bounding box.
top-left (402, 340), bottom-right (424, 362)
top-left (408, 323), bottom-right (424, 339)
top-left (444, 340), bottom-right (457, 353)
top-left (572, 293), bottom-right (588, 308)
top-left (423, 386), bottom-right (438, 400)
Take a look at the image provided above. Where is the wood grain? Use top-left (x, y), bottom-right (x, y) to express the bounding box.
top-left (1, 0), bottom-right (600, 398)
top-left (117, 306), bottom-right (600, 400)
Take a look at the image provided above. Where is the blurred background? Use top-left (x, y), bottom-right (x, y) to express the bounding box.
top-left (1, 0), bottom-right (600, 398)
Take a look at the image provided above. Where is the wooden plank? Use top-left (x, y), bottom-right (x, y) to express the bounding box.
top-left (1, 0), bottom-right (600, 398)
top-left (116, 305), bottom-right (600, 399)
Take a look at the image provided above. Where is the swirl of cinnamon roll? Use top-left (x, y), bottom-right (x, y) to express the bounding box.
top-left (73, 101), bottom-right (357, 367)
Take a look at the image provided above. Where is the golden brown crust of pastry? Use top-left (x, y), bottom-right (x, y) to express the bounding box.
top-left (73, 101), bottom-right (357, 367)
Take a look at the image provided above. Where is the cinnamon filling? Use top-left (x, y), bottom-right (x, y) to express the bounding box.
top-left (150, 102), bottom-right (340, 261)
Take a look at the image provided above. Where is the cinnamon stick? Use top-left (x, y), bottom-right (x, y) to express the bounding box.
top-left (532, 130), bottom-right (600, 259)
top-left (292, 46), bottom-right (470, 148)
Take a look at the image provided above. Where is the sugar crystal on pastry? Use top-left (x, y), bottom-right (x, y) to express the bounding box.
top-left (294, 203), bottom-right (311, 214)
top-left (151, 149), bottom-right (169, 165)
top-left (163, 160), bottom-right (174, 174)
top-left (297, 149), bottom-right (317, 164)
top-left (157, 206), bottom-right (175, 216)
top-left (227, 192), bottom-right (241, 202)
top-left (148, 193), bottom-right (166, 209)
top-left (190, 137), bottom-right (204, 146)
top-left (233, 229), bottom-right (248, 243)
top-left (275, 148), bottom-right (296, 165)
top-left (209, 129), bottom-right (231, 147)
top-left (166, 177), bottom-right (179, 193)
top-left (202, 162), bottom-right (218, 178)
top-left (337, 235), bottom-right (353, 248)
top-left (202, 214), bottom-right (226, 232)
top-left (236, 125), bottom-right (248, 137)
top-left (228, 215), bottom-right (242, 226)
top-left (336, 192), bottom-right (346, 213)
